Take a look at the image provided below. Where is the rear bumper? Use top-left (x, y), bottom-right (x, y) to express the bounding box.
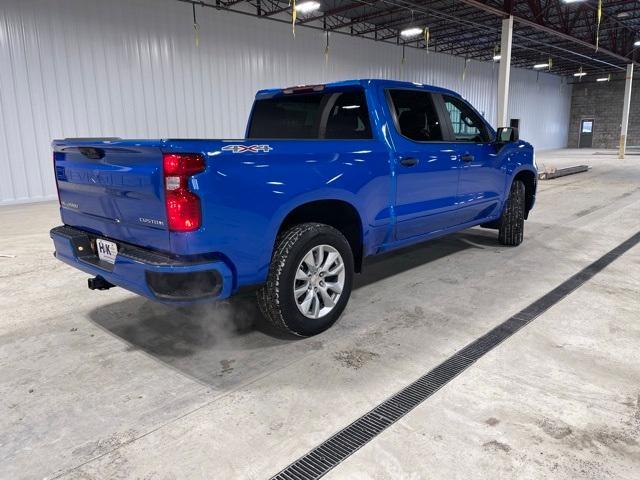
top-left (50, 225), bottom-right (233, 303)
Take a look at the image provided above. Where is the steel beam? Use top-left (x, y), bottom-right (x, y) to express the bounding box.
top-left (457, 0), bottom-right (635, 65)
top-left (619, 63), bottom-right (634, 159)
top-left (298, 3), bottom-right (363, 25)
top-left (497, 15), bottom-right (513, 128)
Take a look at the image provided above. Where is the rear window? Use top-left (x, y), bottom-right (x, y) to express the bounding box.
top-left (247, 89), bottom-right (372, 140)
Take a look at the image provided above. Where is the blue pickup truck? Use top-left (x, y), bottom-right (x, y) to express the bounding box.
top-left (51, 79), bottom-right (536, 336)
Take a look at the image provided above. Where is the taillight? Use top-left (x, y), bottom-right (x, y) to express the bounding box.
top-left (163, 153), bottom-right (205, 176)
top-left (163, 153), bottom-right (205, 232)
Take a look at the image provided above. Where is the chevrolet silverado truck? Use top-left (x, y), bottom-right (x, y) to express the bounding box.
top-left (50, 79), bottom-right (537, 336)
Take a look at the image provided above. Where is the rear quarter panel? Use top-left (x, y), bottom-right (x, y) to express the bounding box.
top-left (165, 138), bottom-right (392, 289)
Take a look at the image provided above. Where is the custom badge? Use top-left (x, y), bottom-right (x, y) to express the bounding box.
top-left (221, 144), bottom-right (273, 153)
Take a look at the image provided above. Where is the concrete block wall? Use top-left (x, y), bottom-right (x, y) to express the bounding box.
top-left (569, 77), bottom-right (640, 149)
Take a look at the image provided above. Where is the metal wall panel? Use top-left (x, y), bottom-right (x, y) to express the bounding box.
top-left (0, 0), bottom-right (571, 204)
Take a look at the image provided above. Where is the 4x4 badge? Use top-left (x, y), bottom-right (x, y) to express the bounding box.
top-left (221, 144), bottom-right (273, 153)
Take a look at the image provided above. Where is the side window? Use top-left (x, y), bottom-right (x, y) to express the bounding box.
top-left (443, 95), bottom-right (490, 142)
top-left (388, 90), bottom-right (443, 142)
top-left (324, 91), bottom-right (372, 139)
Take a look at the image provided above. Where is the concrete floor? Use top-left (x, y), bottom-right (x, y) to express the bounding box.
top-left (1, 148), bottom-right (639, 479)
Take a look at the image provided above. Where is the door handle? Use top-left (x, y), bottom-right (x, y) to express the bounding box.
top-left (400, 157), bottom-right (419, 167)
top-left (461, 153), bottom-right (474, 162)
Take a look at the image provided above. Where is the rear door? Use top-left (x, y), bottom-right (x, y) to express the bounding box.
top-left (53, 140), bottom-right (171, 251)
top-left (439, 94), bottom-right (505, 224)
top-left (386, 89), bottom-right (461, 241)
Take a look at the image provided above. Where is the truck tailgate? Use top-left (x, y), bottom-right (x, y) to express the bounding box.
top-left (53, 140), bottom-right (170, 252)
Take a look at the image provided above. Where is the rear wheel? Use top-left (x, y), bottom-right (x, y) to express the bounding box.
top-left (498, 180), bottom-right (525, 246)
top-left (257, 223), bottom-right (354, 337)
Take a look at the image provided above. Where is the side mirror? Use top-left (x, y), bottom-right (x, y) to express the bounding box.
top-left (496, 126), bottom-right (519, 143)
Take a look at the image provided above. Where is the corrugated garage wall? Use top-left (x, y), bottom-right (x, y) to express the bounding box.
top-left (0, 0), bottom-right (572, 204)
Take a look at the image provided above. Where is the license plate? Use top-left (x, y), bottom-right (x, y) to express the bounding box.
top-left (96, 238), bottom-right (118, 264)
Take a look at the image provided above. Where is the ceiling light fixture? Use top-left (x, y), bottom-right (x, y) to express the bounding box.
top-left (295, 1), bottom-right (320, 14)
top-left (493, 54), bottom-right (501, 61)
top-left (574, 72), bottom-right (587, 77)
top-left (400, 27), bottom-right (423, 38)
top-left (562, 0), bottom-right (586, 4)
top-left (635, 40), bottom-right (640, 46)
top-left (596, 77), bottom-right (609, 82)
top-left (533, 63), bottom-right (549, 69)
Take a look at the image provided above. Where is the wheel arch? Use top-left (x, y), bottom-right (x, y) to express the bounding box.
top-left (276, 199), bottom-right (364, 273)
top-left (512, 168), bottom-right (537, 219)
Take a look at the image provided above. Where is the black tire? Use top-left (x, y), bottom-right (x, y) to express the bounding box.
top-left (257, 223), bottom-right (354, 337)
top-left (498, 180), bottom-right (526, 246)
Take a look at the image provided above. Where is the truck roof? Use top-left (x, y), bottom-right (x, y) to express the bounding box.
top-left (255, 79), bottom-right (462, 98)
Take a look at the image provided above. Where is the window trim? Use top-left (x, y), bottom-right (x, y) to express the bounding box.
top-left (384, 88), bottom-right (451, 144)
top-left (438, 94), bottom-right (495, 144)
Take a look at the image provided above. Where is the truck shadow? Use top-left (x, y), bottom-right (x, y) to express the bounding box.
top-left (88, 228), bottom-right (496, 388)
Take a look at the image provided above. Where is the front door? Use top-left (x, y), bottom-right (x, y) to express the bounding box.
top-left (579, 119), bottom-right (594, 148)
top-left (386, 89), bottom-right (461, 241)
top-left (440, 94), bottom-right (505, 225)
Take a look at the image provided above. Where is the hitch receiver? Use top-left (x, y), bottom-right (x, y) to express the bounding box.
top-left (88, 276), bottom-right (115, 291)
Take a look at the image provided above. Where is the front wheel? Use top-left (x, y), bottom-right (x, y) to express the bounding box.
top-left (498, 180), bottom-right (526, 246)
top-left (257, 223), bottom-right (354, 337)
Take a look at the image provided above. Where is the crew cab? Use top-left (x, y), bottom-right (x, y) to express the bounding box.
top-left (50, 79), bottom-right (537, 336)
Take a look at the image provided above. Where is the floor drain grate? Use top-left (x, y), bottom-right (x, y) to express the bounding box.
top-left (270, 231), bottom-right (640, 480)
